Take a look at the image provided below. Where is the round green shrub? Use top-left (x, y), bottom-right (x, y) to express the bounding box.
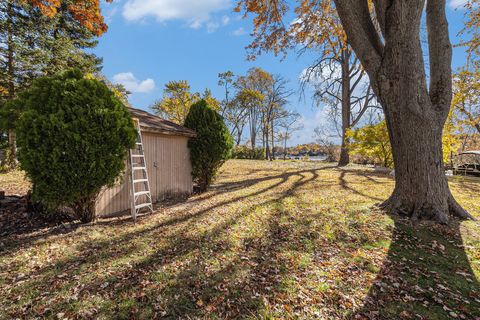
top-left (184, 99), bottom-right (233, 192)
top-left (14, 69), bottom-right (136, 223)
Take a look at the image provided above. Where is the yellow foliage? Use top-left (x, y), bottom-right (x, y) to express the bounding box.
top-left (151, 81), bottom-right (220, 125)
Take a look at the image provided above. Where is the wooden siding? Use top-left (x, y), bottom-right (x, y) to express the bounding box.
top-left (96, 132), bottom-right (193, 216)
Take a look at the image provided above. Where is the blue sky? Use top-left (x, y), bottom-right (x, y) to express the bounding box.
top-left (93, 0), bottom-right (472, 146)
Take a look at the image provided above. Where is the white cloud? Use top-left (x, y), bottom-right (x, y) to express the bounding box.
top-left (207, 21), bottom-right (220, 33)
top-left (222, 15), bottom-right (230, 26)
top-left (122, 0), bottom-right (231, 30)
top-left (112, 72), bottom-right (155, 93)
top-left (232, 27), bottom-right (246, 36)
top-left (448, 0), bottom-right (468, 9)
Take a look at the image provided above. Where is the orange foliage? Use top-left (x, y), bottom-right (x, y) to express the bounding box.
top-left (27, 0), bottom-right (111, 36)
top-left (235, 0), bottom-right (346, 60)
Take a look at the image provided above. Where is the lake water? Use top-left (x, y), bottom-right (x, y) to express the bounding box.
top-left (281, 155), bottom-right (328, 161)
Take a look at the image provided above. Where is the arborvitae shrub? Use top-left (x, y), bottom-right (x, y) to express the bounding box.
top-left (14, 69), bottom-right (136, 223)
top-left (184, 99), bottom-right (233, 192)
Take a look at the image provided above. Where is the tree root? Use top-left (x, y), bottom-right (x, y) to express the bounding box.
top-left (448, 194), bottom-right (476, 221)
top-left (379, 192), bottom-right (475, 224)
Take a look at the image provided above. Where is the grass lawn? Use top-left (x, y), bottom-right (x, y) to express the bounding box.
top-left (0, 160), bottom-right (479, 319)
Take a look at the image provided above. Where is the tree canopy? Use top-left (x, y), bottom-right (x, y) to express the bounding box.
top-left (27, 0), bottom-right (110, 36)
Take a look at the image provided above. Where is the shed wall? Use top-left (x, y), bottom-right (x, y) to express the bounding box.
top-left (96, 132), bottom-right (193, 216)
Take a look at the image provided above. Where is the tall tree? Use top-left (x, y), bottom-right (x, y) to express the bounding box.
top-left (0, 0), bottom-right (101, 168)
top-left (235, 87), bottom-right (264, 149)
top-left (293, 4), bottom-right (376, 166)
top-left (263, 74), bottom-right (292, 160)
top-left (452, 66), bottom-right (480, 135)
top-left (304, 46), bottom-right (376, 166)
top-left (27, 0), bottom-right (110, 36)
top-left (151, 80), bottom-right (200, 124)
top-left (237, 0), bottom-right (474, 222)
top-left (235, 68), bottom-right (272, 150)
top-left (218, 71), bottom-right (235, 116)
top-left (224, 93), bottom-right (250, 146)
top-left (277, 111), bottom-right (302, 160)
top-left (152, 81), bottom-right (220, 124)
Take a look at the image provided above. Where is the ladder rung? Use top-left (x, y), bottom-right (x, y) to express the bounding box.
top-left (134, 191), bottom-right (151, 197)
top-left (133, 179), bottom-right (148, 184)
top-left (132, 166), bottom-right (146, 171)
top-left (131, 154), bottom-right (144, 158)
top-left (135, 203), bottom-right (152, 210)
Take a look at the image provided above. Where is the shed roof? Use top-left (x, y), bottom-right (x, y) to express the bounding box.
top-left (129, 107), bottom-right (196, 138)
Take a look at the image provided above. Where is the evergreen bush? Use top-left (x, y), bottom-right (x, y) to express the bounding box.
top-left (14, 69), bottom-right (136, 222)
top-left (184, 100), bottom-right (233, 192)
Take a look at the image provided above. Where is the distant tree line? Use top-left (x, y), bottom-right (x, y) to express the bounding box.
top-left (150, 68), bottom-right (303, 161)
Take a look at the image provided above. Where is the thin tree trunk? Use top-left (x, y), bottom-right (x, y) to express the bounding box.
top-left (270, 119), bottom-right (275, 160)
top-left (236, 129), bottom-right (242, 146)
top-left (265, 123), bottom-right (270, 160)
top-left (338, 50), bottom-right (351, 167)
top-left (6, 0), bottom-right (17, 169)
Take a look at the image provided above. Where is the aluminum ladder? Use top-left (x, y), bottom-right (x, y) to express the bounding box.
top-left (129, 119), bottom-right (154, 220)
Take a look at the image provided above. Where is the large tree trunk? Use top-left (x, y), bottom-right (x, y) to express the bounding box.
top-left (334, 0), bottom-right (473, 223)
top-left (380, 98), bottom-right (468, 223)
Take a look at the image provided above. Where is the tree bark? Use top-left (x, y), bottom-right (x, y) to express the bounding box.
top-left (265, 124), bottom-right (270, 160)
top-left (6, 0), bottom-right (17, 169)
top-left (270, 119), bottom-right (275, 160)
top-left (334, 0), bottom-right (473, 223)
top-left (338, 50), bottom-right (351, 167)
top-left (380, 102), bottom-right (469, 223)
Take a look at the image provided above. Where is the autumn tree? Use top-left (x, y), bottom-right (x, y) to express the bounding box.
top-left (347, 121), bottom-right (393, 168)
top-left (263, 74), bottom-right (292, 160)
top-left (223, 93), bottom-right (249, 146)
top-left (293, 3), bottom-right (376, 166)
top-left (235, 87), bottom-right (264, 149)
top-left (303, 46), bottom-right (377, 166)
top-left (277, 111), bottom-right (302, 160)
top-left (452, 66), bottom-right (480, 135)
top-left (218, 71), bottom-right (235, 116)
top-left (152, 80), bottom-right (198, 124)
top-left (237, 0), bottom-right (474, 222)
top-left (235, 68), bottom-right (273, 151)
top-left (0, 0), bottom-right (102, 169)
top-left (27, 0), bottom-right (109, 36)
top-left (151, 80), bottom-right (220, 125)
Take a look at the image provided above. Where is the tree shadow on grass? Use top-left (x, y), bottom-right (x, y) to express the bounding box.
top-left (2, 168), bottom-right (326, 319)
top-left (5, 165), bottom-right (478, 319)
top-left (338, 171), bottom-right (385, 202)
top-left (353, 217), bottom-right (480, 319)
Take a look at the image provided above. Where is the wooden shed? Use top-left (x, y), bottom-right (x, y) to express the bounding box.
top-left (95, 107), bottom-right (196, 217)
